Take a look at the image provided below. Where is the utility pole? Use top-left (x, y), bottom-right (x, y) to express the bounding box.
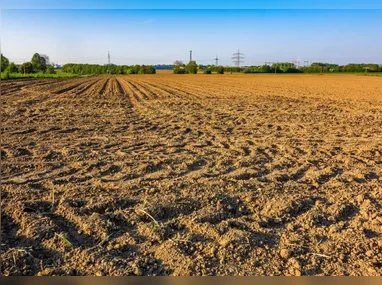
top-left (232, 49), bottom-right (245, 68)
top-left (189, 50), bottom-right (193, 62)
top-left (215, 55), bottom-right (219, 66)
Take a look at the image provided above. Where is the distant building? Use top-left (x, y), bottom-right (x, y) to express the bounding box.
top-left (52, 63), bottom-right (62, 69)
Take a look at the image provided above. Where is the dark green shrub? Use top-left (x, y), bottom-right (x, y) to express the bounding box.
top-left (174, 66), bottom-right (186, 74)
top-left (1, 54), bottom-right (9, 72)
top-left (217, 66), bottom-right (224, 74)
top-left (186, 61), bottom-right (198, 74)
top-left (5, 62), bottom-right (19, 73)
top-left (45, 65), bottom-right (56, 74)
top-left (20, 62), bottom-right (34, 73)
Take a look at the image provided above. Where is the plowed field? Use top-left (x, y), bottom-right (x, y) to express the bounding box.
top-left (1, 74), bottom-right (381, 276)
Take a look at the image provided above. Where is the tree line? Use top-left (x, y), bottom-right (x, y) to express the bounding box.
top-left (1, 53), bottom-right (56, 75)
top-left (1, 53), bottom-right (157, 78)
top-left (173, 61), bottom-right (225, 74)
top-left (2, 52), bottom-right (381, 77)
top-left (299, 63), bottom-right (382, 73)
top-left (173, 61), bottom-right (382, 74)
top-left (62, 64), bottom-right (156, 75)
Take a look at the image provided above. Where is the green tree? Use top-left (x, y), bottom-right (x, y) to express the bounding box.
top-left (20, 62), bottom-right (34, 74)
top-left (1, 54), bottom-right (9, 72)
top-left (216, 66), bottom-right (224, 74)
top-left (173, 60), bottom-right (186, 74)
top-left (186, 61), bottom-right (198, 74)
top-left (260, 64), bottom-right (272, 73)
top-left (138, 66), bottom-right (146, 74)
top-left (31, 53), bottom-right (41, 71)
top-left (5, 62), bottom-right (19, 73)
top-left (31, 53), bottom-right (47, 72)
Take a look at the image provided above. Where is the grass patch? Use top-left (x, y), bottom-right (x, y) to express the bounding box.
top-left (1, 72), bottom-right (79, 80)
top-left (55, 233), bottom-right (73, 247)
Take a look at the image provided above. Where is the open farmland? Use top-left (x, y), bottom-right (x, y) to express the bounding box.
top-left (1, 74), bottom-right (381, 276)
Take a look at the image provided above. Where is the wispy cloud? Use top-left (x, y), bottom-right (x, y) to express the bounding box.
top-left (136, 19), bottom-right (156, 25)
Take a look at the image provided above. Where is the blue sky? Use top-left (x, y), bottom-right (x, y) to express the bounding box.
top-left (2, 0), bottom-right (382, 9)
top-left (1, 1), bottom-right (382, 66)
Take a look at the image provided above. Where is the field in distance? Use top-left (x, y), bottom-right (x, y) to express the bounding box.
top-left (1, 74), bottom-right (381, 276)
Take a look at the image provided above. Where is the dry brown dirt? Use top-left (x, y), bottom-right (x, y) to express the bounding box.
top-left (1, 74), bottom-right (381, 276)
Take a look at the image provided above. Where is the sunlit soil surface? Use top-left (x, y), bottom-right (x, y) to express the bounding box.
top-left (1, 74), bottom-right (381, 276)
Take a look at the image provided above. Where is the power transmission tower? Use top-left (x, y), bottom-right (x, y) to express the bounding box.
top-left (215, 55), bottom-right (219, 66)
top-left (232, 49), bottom-right (245, 67)
top-left (189, 50), bottom-right (193, 62)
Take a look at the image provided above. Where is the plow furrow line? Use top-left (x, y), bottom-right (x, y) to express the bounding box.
top-left (119, 78), bottom-right (248, 161)
top-left (98, 78), bottom-right (111, 97)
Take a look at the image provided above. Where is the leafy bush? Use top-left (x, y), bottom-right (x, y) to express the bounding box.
top-left (5, 62), bottom-right (19, 73)
top-left (173, 60), bottom-right (186, 74)
top-left (139, 65), bottom-right (156, 74)
top-left (174, 67), bottom-right (186, 74)
top-left (45, 65), bottom-right (56, 74)
top-left (204, 69), bottom-right (212, 74)
top-left (186, 61), bottom-right (198, 74)
top-left (3, 71), bottom-right (10, 79)
top-left (216, 66), bottom-right (224, 74)
top-left (284, 67), bottom-right (303, 73)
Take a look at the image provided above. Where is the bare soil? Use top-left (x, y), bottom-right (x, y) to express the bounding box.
top-left (1, 74), bottom-right (381, 276)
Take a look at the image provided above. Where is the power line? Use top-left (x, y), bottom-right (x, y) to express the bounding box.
top-left (232, 49), bottom-right (245, 67)
top-left (194, 59), bottom-right (214, 62)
